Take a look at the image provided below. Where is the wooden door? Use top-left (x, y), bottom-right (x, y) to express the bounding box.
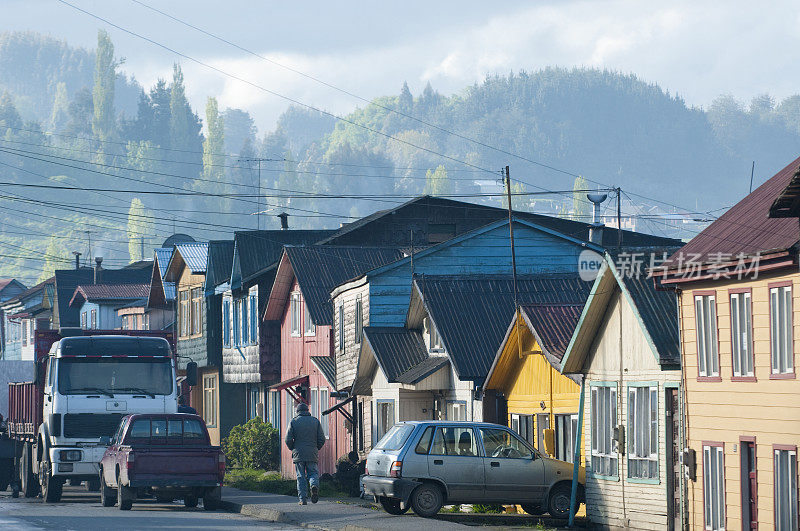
top-left (740, 440), bottom-right (757, 529)
top-left (665, 388), bottom-right (681, 531)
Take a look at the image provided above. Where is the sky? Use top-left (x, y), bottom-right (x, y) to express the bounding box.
top-left (3, 0), bottom-right (800, 135)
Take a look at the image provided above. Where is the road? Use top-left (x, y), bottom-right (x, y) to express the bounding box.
top-left (0, 485), bottom-right (303, 530)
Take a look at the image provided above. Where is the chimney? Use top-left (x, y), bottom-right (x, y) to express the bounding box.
top-left (587, 193), bottom-right (608, 245)
top-left (277, 212), bottom-right (289, 230)
top-left (94, 257), bottom-right (103, 284)
top-left (73, 251), bottom-right (82, 270)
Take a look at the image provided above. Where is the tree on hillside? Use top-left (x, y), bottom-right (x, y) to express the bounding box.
top-left (423, 165), bottom-right (453, 196)
top-left (127, 198), bottom-right (154, 262)
top-left (49, 82), bottom-right (69, 132)
top-left (398, 82), bottom-right (413, 114)
top-left (38, 235), bottom-right (66, 283)
top-left (223, 108), bottom-right (257, 156)
top-left (169, 64), bottom-right (203, 177)
top-left (65, 87), bottom-right (93, 137)
top-left (92, 30), bottom-right (118, 158)
top-left (0, 92), bottom-right (23, 134)
top-left (572, 176), bottom-right (590, 221)
top-left (201, 97), bottom-right (226, 211)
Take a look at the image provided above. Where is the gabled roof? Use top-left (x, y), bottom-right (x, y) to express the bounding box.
top-left (561, 253), bottom-right (680, 373)
top-left (148, 248), bottom-right (175, 308)
top-left (1, 277), bottom-right (53, 309)
top-left (165, 242), bottom-right (209, 281)
top-left (0, 279), bottom-right (25, 299)
top-left (232, 230), bottom-right (336, 287)
top-left (361, 327), bottom-right (445, 385)
top-left (413, 274), bottom-right (592, 381)
top-left (265, 246), bottom-right (404, 325)
top-left (309, 356), bottom-right (337, 388)
top-left (770, 164), bottom-right (800, 218)
top-left (70, 283), bottom-right (151, 306)
top-left (154, 248), bottom-right (173, 279)
top-left (206, 240), bottom-right (235, 292)
top-left (665, 155), bottom-right (800, 266)
top-left (521, 304), bottom-right (585, 362)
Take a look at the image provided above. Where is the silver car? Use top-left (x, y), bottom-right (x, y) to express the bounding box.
top-left (362, 421), bottom-right (584, 518)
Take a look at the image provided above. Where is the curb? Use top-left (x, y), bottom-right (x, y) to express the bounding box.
top-left (221, 499), bottom-right (341, 531)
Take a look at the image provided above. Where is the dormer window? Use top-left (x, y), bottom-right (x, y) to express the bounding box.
top-left (424, 316), bottom-right (443, 352)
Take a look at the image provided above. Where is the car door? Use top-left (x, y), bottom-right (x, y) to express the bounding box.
top-left (479, 426), bottom-right (546, 504)
top-left (426, 425), bottom-right (485, 502)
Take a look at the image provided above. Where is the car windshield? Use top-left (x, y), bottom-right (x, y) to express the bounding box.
top-left (375, 423), bottom-right (415, 451)
top-left (57, 357), bottom-right (172, 396)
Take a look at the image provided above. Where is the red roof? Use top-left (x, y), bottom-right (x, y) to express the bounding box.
top-left (666, 155), bottom-right (800, 266)
top-left (70, 283), bottom-right (151, 306)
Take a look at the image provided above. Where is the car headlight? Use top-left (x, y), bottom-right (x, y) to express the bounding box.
top-left (59, 450), bottom-right (82, 462)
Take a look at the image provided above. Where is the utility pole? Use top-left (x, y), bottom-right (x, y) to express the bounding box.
top-left (616, 187), bottom-right (622, 253)
top-left (85, 230), bottom-right (93, 265)
top-left (140, 236), bottom-right (145, 262)
top-left (504, 166), bottom-right (523, 360)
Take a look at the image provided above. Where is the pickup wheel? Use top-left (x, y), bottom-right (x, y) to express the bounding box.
top-left (183, 495), bottom-right (198, 508)
top-left (20, 442), bottom-right (39, 498)
top-left (379, 496), bottom-right (410, 515)
top-left (40, 460), bottom-right (63, 503)
top-left (116, 473), bottom-right (133, 511)
top-left (410, 483), bottom-right (443, 518)
top-left (99, 471), bottom-right (115, 507)
top-left (203, 487), bottom-right (222, 511)
top-left (85, 478), bottom-right (101, 492)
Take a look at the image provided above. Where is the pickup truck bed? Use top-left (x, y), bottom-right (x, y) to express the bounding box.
top-left (126, 446), bottom-right (222, 487)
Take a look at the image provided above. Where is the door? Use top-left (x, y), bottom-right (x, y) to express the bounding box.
top-left (536, 414), bottom-right (550, 455)
top-left (740, 440), bottom-right (757, 529)
top-left (479, 426), bottom-right (545, 504)
top-left (665, 388), bottom-right (681, 531)
top-left (427, 426), bottom-right (485, 502)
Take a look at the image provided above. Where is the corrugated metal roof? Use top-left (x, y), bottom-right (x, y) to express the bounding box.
top-left (621, 275), bottom-right (680, 365)
top-left (309, 355), bottom-right (336, 387)
top-left (522, 304), bottom-right (585, 362)
top-left (174, 242), bottom-right (209, 274)
top-left (362, 327), bottom-right (429, 383)
top-left (416, 274), bottom-right (592, 381)
top-left (396, 356), bottom-right (449, 385)
top-left (235, 230), bottom-right (336, 283)
top-left (769, 165), bottom-right (800, 218)
top-left (71, 283), bottom-right (151, 305)
top-left (207, 240), bottom-right (235, 288)
top-left (287, 246), bottom-right (404, 326)
top-left (666, 155), bottom-right (800, 265)
top-left (154, 248), bottom-right (173, 278)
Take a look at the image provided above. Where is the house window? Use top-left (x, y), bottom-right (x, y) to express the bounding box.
top-left (249, 293), bottom-right (258, 345)
top-left (202, 374), bottom-right (217, 428)
top-left (425, 316), bottom-right (443, 351)
top-left (770, 285), bottom-right (794, 375)
top-left (285, 392), bottom-right (294, 428)
top-left (191, 287), bottom-right (202, 336)
top-left (447, 401), bottom-right (467, 421)
top-left (338, 304), bottom-right (345, 351)
top-left (695, 294), bottom-right (719, 378)
top-left (222, 299), bottom-right (231, 347)
top-left (143, 313), bottom-right (149, 330)
top-left (775, 446), bottom-right (798, 531)
top-left (29, 319), bottom-right (34, 342)
top-left (591, 385), bottom-right (618, 478)
top-left (510, 413), bottom-right (534, 447)
top-left (703, 443), bottom-right (725, 530)
top-left (121, 315), bottom-right (129, 330)
top-left (304, 304), bottom-right (316, 336)
top-left (233, 299), bottom-right (240, 346)
top-left (241, 296), bottom-right (249, 345)
top-left (247, 384), bottom-right (262, 421)
top-left (310, 388), bottom-right (319, 420)
top-left (555, 413), bottom-right (579, 464)
top-left (320, 388), bottom-right (329, 438)
top-left (730, 291), bottom-right (754, 378)
top-left (179, 290), bottom-right (188, 337)
top-left (376, 400), bottom-right (395, 442)
top-left (90, 309), bottom-right (97, 330)
top-left (290, 292), bottom-right (301, 337)
top-left (21, 320), bottom-right (27, 347)
top-left (628, 385), bottom-right (658, 479)
top-left (354, 296), bottom-right (363, 344)
top-left (267, 390), bottom-right (280, 429)
top-left (80, 312), bottom-right (87, 330)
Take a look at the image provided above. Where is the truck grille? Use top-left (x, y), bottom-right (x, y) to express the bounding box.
top-left (63, 413), bottom-right (124, 438)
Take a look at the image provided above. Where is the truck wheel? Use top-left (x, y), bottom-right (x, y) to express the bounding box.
top-left (203, 487), bottom-right (221, 511)
top-left (116, 473), bottom-right (133, 511)
top-left (85, 478), bottom-right (101, 492)
top-left (183, 495), bottom-right (198, 508)
top-left (410, 483), bottom-right (443, 518)
top-left (379, 496), bottom-right (410, 515)
top-left (0, 458), bottom-right (13, 491)
top-left (40, 460), bottom-right (63, 503)
top-left (547, 483), bottom-right (572, 518)
top-left (20, 443), bottom-right (39, 498)
top-left (99, 471), bottom-right (115, 507)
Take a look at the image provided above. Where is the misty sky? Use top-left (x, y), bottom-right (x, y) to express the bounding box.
top-left (3, 0), bottom-right (799, 134)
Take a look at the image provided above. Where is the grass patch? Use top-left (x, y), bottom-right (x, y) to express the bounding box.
top-left (225, 468), bottom-right (349, 499)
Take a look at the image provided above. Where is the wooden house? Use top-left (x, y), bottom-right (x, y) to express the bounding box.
top-left (653, 156), bottom-right (800, 531)
top-left (145, 247), bottom-right (177, 330)
top-left (560, 252), bottom-right (682, 530)
top-left (70, 283), bottom-right (151, 330)
top-left (0, 278), bottom-right (51, 361)
top-left (263, 245), bottom-right (403, 477)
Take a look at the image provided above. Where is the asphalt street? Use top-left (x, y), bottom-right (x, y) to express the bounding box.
top-left (0, 484), bottom-right (303, 530)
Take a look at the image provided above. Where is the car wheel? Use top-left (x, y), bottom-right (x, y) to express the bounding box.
top-left (203, 486), bottom-right (222, 511)
top-left (411, 483), bottom-right (443, 518)
top-left (379, 496), bottom-right (410, 515)
top-left (100, 471), bottom-right (115, 507)
top-left (547, 483), bottom-right (572, 518)
top-left (85, 478), bottom-right (101, 492)
top-left (117, 473), bottom-right (133, 511)
top-left (184, 495), bottom-right (199, 508)
top-left (40, 460), bottom-right (63, 503)
top-left (521, 504), bottom-right (544, 515)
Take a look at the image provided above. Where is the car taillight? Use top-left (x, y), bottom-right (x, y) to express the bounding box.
top-left (389, 461), bottom-right (402, 478)
top-left (218, 453), bottom-right (226, 479)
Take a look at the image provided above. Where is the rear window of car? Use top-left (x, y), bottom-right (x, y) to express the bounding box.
top-left (375, 423), bottom-right (415, 451)
top-left (125, 417), bottom-right (208, 445)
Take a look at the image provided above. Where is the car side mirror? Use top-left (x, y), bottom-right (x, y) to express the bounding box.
top-left (99, 436), bottom-right (112, 446)
top-left (185, 361), bottom-right (198, 387)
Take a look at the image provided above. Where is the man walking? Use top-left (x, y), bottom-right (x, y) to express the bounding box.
top-left (285, 401), bottom-right (325, 505)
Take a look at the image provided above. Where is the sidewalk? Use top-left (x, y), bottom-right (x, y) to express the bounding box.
top-left (221, 487), bottom-right (469, 531)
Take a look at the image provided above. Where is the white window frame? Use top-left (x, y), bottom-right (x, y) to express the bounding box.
top-left (770, 285), bottom-right (794, 375)
top-left (320, 388), bottom-right (329, 438)
top-left (354, 296), bottom-right (362, 345)
top-left (267, 390), bottom-right (280, 429)
top-left (730, 291), bottom-right (754, 378)
top-left (90, 309), bottom-right (97, 330)
top-left (338, 304), bottom-right (345, 352)
top-left (310, 388), bottom-right (319, 419)
top-left (249, 292), bottom-right (258, 345)
top-left (703, 444), bottom-right (725, 531)
top-left (202, 374), bottom-right (217, 428)
top-left (590, 384), bottom-right (618, 479)
top-left (695, 294), bottom-right (719, 378)
top-left (290, 292), bottom-right (301, 337)
top-left (510, 412), bottom-right (535, 447)
top-left (627, 384), bottom-right (658, 480)
top-left (446, 400), bottom-right (467, 421)
top-left (304, 303), bottom-right (316, 336)
top-left (425, 316), bottom-right (444, 352)
top-left (774, 447), bottom-right (798, 531)
top-left (555, 413), bottom-right (579, 464)
top-left (233, 299), bottom-right (241, 345)
top-left (21, 320), bottom-right (27, 347)
top-left (375, 399), bottom-right (395, 442)
top-left (222, 298), bottom-right (231, 347)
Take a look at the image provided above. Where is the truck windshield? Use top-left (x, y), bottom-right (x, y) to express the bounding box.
top-left (58, 357), bottom-right (172, 396)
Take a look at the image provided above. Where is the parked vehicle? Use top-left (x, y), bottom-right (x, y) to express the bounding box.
top-left (362, 421), bottom-right (585, 518)
top-left (7, 332), bottom-right (193, 503)
top-left (98, 413), bottom-right (225, 511)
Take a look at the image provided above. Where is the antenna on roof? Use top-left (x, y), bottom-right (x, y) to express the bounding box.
top-left (749, 161), bottom-right (755, 194)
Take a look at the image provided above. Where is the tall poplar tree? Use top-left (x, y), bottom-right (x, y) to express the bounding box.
top-left (201, 97), bottom-right (226, 210)
top-left (92, 30), bottom-right (118, 162)
top-left (127, 198), bottom-right (154, 262)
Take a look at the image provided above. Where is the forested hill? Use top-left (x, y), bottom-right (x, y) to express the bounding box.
top-left (1, 30), bottom-right (800, 286)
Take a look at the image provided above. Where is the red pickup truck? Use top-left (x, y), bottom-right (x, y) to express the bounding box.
top-left (98, 413), bottom-right (225, 511)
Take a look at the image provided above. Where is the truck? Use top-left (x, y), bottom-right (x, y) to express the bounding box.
top-left (7, 330), bottom-right (197, 503)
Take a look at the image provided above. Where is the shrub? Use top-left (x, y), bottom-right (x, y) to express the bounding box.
top-left (223, 418), bottom-right (279, 470)
top-left (335, 453), bottom-right (365, 497)
top-left (472, 504), bottom-right (504, 514)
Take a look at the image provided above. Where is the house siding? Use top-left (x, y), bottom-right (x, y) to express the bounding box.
top-left (678, 270), bottom-right (800, 531)
top-left (334, 280), bottom-right (370, 391)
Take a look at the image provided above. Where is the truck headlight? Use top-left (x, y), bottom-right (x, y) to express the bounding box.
top-left (59, 450), bottom-right (82, 462)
